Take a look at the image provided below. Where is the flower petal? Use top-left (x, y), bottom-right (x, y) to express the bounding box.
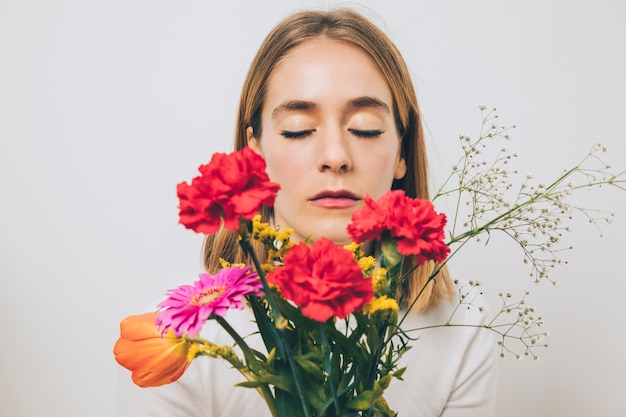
top-left (113, 312), bottom-right (192, 387)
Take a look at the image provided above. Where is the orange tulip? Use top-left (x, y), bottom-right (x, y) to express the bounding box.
top-left (114, 311), bottom-right (192, 387)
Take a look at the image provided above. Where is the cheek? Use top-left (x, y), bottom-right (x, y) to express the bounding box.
top-left (363, 152), bottom-right (402, 195)
top-left (262, 148), bottom-right (306, 186)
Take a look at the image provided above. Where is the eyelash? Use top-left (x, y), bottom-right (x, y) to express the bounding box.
top-left (349, 129), bottom-right (384, 138)
top-left (280, 130), bottom-right (314, 139)
top-left (280, 129), bottom-right (384, 139)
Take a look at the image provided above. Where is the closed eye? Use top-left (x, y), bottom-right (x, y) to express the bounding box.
top-left (281, 129), bottom-right (315, 139)
top-left (349, 129), bottom-right (384, 138)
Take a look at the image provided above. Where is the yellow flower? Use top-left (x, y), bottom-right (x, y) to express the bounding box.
top-left (186, 342), bottom-right (205, 361)
top-left (188, 343), bottom-right (243, 368)
top-left (363, 296), bottom-right (399, 315)
top-left (343, 243), bottom-right (376, 275)
top-left (219, 258), bottom-right (246, 268)
top-left (276, 228), bottom-right (294, 243)
top-left (372, 267), bottom-right (387, 294)
top-left (252, 216), bottom-right (268, 240)
top-left (260, 262), bottom-right (276, 274)
top-left (343, 242), bottom-right (361, 254)
top-left (258, 228), bottom-right (276, 241)
top-left (358, 256), bottom-right (376, 275)
top-left (252, 214), bottom-right (280, 242)
top-left (252, 215), bottom-right (294, 267)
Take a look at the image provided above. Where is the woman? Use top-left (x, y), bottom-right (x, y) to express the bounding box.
top-left (117, 8), bottom-right (496, 416)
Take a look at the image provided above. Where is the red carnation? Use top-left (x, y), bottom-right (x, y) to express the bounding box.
top-left (267, 238), bottom-right (373, 322)
top-left (348, 190), bottom-right (450, 264)
top-left (177, 147), bottom-right (280, 234)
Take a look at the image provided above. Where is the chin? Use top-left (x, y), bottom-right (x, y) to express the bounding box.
top-left (310, 229), bottom-right (351, 245)
top-left (280, 216), bottom-right (353, 244)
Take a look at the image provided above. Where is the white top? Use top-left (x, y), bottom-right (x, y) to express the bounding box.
top-left (116, 284), bottom-right (497, 417)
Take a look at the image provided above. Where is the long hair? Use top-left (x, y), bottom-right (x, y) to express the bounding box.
top-left (202, 8), bottom-right (453, 311)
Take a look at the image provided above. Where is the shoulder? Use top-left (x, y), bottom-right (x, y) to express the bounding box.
top-left (399, 279), bottom-right (496, 369)
top-left (384, 279), bottom-right (497, 416)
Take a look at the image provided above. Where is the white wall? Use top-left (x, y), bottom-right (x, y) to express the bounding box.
top-left (1, 1), bottom-right (624, 416)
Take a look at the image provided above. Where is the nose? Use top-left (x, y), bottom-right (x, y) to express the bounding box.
top-left (317, 129), bottom-right (353, 173)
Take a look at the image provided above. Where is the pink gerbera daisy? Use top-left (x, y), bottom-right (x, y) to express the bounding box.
top-left (156, 266), bottom-right (263, 338)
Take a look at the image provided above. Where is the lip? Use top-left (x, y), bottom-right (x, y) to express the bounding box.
top-left (308, 189), bottom-right (360, 209)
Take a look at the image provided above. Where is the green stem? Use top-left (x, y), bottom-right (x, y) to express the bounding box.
top-left (396, 267), bottom-right (438, 331)
top-left (367, 321), bottom-right (388, 389)
top-left (213, 317), bottom-right (278, 417)
top-left (241, 241), bottom-right (288, 334)
top-left (239, 235), bottom-right (312, 417)
top-left (318, 322), bottom-right (341, 416)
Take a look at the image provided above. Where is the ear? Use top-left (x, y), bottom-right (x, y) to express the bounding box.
top-left (246, 126), bottom-right (261, 153)
top-left (394, 157), bottom-right (407, 180)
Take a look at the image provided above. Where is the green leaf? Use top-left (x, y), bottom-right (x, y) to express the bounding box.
top-left (275, 388), bottom-right (311, 417)
top-left (249, 296), bottom-right (278, 353)
top-left (252, 348), bottom-right (268, 362)
top-left (378, 374), bottom-right (392, 390)
top-left (294, 355), bottom-right (324, 382)
top-left (373, 395), bottom-right (397, 417)
top-left (236, 380), bottom-right (268, 389)
top-left (346, 390), bottom-right (377, 410)
top-left (265, 347), bottom-right (276, 366)
top-left (393, 366), bottom-right (407, 381)
top-left (346, 375), bottom-right (393, 411)
top-left (253, 372), bottom-right (294, 393)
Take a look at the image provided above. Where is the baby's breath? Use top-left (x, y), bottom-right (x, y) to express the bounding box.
top-left (432, 106), bottom-right (625, 357)
top-left (434, 107), bottom-right (625, 284)
top-left (449, 280), bottom-right (548, 359)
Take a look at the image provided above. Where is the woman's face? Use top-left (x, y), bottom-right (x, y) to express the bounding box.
top-left (248, 37), bottom-right (407, 244)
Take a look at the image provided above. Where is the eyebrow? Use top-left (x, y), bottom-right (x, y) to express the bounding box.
top-left (271, 100), bottom-right (316, 118)
top-left (271, 96), bottom-right (390, 119)
top-left (346, 96), bottom-right (390, 114)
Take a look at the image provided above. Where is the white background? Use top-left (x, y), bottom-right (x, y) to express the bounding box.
top-left (1, 1), bottom-right (625, 416)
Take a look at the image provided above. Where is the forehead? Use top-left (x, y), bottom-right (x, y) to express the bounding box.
top-left (263, 38), bottom-right (394, 113)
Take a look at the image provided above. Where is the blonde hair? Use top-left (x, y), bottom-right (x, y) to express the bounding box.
top-left (202, 8), bottom-right (453, 311)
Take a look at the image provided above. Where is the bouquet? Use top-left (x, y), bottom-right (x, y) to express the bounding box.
top-left (114, 107), bottom-right (624, 416)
